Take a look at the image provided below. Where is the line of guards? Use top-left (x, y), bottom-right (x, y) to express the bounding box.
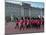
top-left (15, 17), bottom-right (44, 30)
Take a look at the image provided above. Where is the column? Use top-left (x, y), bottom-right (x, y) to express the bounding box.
top-left (29, 8), bottom-right (31, 17)
top-left (21, 6), bottom-right (24, 17)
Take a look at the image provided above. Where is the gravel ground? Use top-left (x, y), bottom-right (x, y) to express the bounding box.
top-left (5, 22), bottom-right (44, 34)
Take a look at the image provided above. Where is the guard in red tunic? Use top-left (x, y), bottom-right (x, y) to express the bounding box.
top-left (27, 17), bottom-right (31, 28)
top-left (36, 19), bottom-right (40, 28)
top-left (20, 17), bottom-right (24, 30)
top-left (15, 18), bottom-right (20, 29)
top-left (24, 17), bottom-right (28, 29)
top-left (31, 19), bottom-right (36, 28)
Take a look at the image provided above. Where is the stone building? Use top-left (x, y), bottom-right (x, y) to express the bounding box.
top-left (5, 2), bottom-right (44, 20)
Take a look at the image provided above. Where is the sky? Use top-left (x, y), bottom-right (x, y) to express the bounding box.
top-left (5, 0), bottom-right (44, 8)
top-left (23, 1), bottom-right (44, 8)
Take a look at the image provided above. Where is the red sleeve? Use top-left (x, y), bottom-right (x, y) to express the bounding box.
top-left (16, 20), bottom-right (20, 24)
top-left (29, 20), bottom-right (31, 24)
top-left (20, 20), bottom-right (24, 24)
top-left (16, 20), bottom-right (18, 24)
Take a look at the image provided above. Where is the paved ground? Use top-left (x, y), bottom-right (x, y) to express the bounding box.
top-left (5, 22), bottom-right (44, 34)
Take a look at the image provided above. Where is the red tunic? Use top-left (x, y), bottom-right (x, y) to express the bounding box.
top-left (16, 20), bottom-right (20, 24)
top-left (41, 20), bottom-right (44, 24)
top-left (27, 20), bottom-right (31, 24)
top-left (20, 20), bottom-right (24, 24)
top-left (24, 20), bottom-right (27, 24)
top-left (36, 20), bottom-right (39, 25)
top-left (31, 20), bottom-right (35, 24)
top-left (39, 20), bottom-right (41, 24)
